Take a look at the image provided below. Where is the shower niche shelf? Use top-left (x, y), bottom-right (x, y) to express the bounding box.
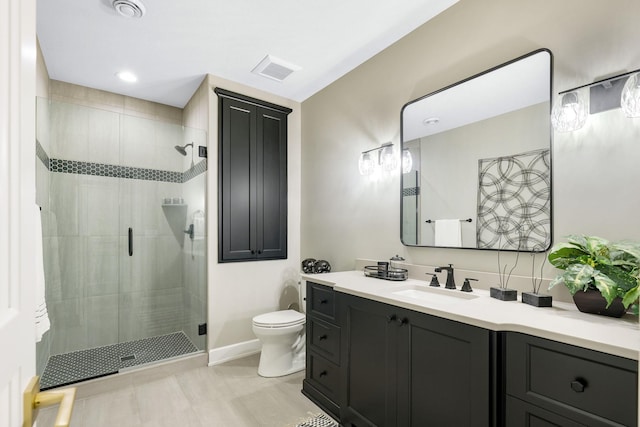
top-left (162, 203), bottom-right (187, 207)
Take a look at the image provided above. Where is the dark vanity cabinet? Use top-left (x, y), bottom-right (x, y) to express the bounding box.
top-left (301, 285), bottom-right (639, 427)
top-left (302, 282), bottom-right (342, 420)
top-left (503, 332), bottom-right (638, 427)
top-left (216, 88), bottom-right (291, 262)
top-left (339, 293), bottom-right (492, 427)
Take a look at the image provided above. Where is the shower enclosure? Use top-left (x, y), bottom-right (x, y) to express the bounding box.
top-left (35, 97), bottom-right (207, 389)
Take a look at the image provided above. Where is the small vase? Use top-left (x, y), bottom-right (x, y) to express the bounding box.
top-left (490, 287), bottom-right (517, 301)
top-left (572, 289), bottom-right (628, 318)
top-left (522, 292), bottom-right (552, 307)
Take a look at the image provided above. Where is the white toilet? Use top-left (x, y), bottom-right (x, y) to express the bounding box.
top-left (252, 285), bottom-right (306, 377)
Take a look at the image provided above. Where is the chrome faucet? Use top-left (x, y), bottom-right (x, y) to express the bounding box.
top-left (434, 264), bottom-right (456, 289)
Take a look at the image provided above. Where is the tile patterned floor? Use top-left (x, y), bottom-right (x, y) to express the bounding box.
top-left (41, 332), bottom-right (198, 389)
top-left (37, 354), bottom-right (328, 427)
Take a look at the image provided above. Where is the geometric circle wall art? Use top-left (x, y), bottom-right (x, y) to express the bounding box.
top-left (476, 148), bottom-right (550, 251)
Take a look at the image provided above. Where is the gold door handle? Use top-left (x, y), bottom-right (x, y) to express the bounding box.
top-left (23, 376), bottom-right (77, 427)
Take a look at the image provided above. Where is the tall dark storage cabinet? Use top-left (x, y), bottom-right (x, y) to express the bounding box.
top-left (216, 88), bottom-right (291, 262)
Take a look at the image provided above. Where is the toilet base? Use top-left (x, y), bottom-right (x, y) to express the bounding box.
top-left (256, 341), bottom-right (306, 378)
top-left (258, 357), bottom-right (304, 378)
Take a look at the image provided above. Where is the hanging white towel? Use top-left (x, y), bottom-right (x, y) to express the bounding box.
top-left (35, 205), bottom-right (50, 342)
top-left (192, 210), bottom-right (205, 240)
top-left (434, 219), bottom-right (462, 247)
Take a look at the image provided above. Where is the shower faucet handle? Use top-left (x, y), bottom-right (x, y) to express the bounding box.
top-left (184, 224), bottom-right (194, 240)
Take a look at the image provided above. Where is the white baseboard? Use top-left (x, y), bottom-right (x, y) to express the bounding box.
top-left (208, 339), bottom-right (261, 366)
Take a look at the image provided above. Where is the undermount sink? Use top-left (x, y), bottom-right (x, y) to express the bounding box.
top-left (391, 285), bottom-right (478, 305)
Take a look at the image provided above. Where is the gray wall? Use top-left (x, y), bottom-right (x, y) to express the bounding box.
top-left (300, 0), bottom-right (640, 299)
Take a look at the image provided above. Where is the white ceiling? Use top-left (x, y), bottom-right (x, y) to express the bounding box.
top-left (36, 0), bottom-right (459, 108)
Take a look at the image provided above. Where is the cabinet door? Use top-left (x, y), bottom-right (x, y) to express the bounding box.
top-left (217, 89), bottom-right (290, 262)
top-left (396, 308), bottom-right (491, 427)
top-left (341, 295), bottom-right (399, 427)
top-left (256, 108), bottom-right (287, 259)
top-left (219, 96), bottom-right (257, 261)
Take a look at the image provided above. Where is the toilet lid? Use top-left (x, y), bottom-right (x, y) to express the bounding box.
top-left (253, 310), bottom-right (305, 328)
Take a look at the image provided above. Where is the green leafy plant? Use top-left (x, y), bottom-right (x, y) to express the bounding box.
top-left (548, 235), bottom-right (640, 309)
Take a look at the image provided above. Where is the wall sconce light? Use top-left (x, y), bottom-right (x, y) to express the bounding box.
top-left (401, 149), bottom-right (413, 174)
top-left (551, 91), bottom-right (588, 132)
top-left (621, 72), bottom-right (640, 118)
top-left (359, 142), bottom-right (397, 176)
top-left (551, 67), bottom-right (640, 132)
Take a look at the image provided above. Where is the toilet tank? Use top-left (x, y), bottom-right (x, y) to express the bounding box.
top-left (298, 279), bottom-right (306, 313)
top-left (281, 275), bottom-right (305, 313)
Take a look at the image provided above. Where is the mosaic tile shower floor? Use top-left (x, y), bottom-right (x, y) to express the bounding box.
top-left (40, 332), bottom-right (199, 390)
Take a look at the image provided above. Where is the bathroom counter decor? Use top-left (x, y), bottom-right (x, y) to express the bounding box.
top-left (548, 235), bottom-right (640, 317)
top-left (301, 270), bottom-right (639, 360)
top-left (363, 265), bottom-right (408, 281)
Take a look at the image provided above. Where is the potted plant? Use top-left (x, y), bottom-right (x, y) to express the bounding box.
top-left (548, 235), bottom-right (640, 317)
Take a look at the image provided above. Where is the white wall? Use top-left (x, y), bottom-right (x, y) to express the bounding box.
top-left (205, 75), bottom-right (302, 351)
top-left (301, 0), bottom-right (640, 300)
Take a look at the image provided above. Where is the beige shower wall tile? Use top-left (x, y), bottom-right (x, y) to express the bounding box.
top-left (124, 96), bottom-right (183, 124)
top-left (51, 80), bottom-right (184, 124)
top-left (51, 81), bottom-right (124, 115)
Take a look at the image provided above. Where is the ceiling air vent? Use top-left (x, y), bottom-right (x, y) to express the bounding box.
top-left (112, 0), bottom-right (146, 18)
top-left (252, 55), bottom-right (301, 82)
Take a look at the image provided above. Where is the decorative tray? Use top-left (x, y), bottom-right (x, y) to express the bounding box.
top-left (363, 265), bottom-right (408, 281)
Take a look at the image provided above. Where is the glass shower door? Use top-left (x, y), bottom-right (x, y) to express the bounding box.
top-left (37, 98), bottom-right (207, 389)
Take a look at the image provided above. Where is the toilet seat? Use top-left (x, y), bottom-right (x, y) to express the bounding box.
top-left (253, 309), bottom-right (305, 328)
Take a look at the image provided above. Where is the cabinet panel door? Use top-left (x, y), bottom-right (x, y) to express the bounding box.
top-left (219, 97), bottom-right (256, 261)
top-left (397, 310), bottom-right (491, 427)
top-left (256, 108), bottom-right (287, 259)
top-left (341, 295), bottom-right (398, 427)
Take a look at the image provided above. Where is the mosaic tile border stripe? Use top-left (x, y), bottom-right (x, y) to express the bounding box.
top-left (42, 155), bottom-right (206, 183)
top-left (402, 187), bottom-right (420, 197)
top-left (49, 158), bottom-right (183, 182)
top-left (183, 159), bottom-right (207, 182)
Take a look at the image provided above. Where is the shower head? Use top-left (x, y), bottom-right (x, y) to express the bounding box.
top-left (174, 143), bottom-right (193, 156)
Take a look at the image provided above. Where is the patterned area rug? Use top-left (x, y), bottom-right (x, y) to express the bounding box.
top-left (295, 413), bottom-right (338, 427)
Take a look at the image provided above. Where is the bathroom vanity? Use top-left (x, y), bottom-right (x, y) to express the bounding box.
top-left (301, 271), bottom-right (639, 427)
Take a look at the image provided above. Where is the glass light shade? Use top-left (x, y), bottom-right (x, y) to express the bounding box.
top-left (621, 72), bottom-right (640, 118)
top-left (551, 91), bottom-right (587, 132)
top-left (358, 152), bottom-right (375, 175)
top-left (402, 150), bottom-right (413, 174)
top-left (380, 145), bottom-right (397, 172)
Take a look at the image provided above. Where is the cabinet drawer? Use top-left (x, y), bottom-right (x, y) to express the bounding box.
top-left (309, 318), bottom-right (341, 365)
top-left (307, 353), bottom-right (340, 402)
top-left (505, 333), bottom-right (638, 427)
top-left (308, 282), bottom-right (337, 321)
top-left (505, 396), bottom-right (585, 427)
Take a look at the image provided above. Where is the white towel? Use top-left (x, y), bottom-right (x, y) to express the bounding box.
top-left (35, 205), bottom-right (50, 342)
top-left (434, 219), bottom-right (462, 247)
top-left (192, 210), bottom-right (205, 240)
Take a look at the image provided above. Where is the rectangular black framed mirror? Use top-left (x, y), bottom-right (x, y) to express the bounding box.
top-left (400, 49), bottom-right (552, 252)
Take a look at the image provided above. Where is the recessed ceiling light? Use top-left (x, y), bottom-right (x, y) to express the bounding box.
top-left (116, 71), bottom-right (138, 83)
top-left (112, 0), bottom-right (146, 18)
top-left (423, 117), bottom-right (440, 126)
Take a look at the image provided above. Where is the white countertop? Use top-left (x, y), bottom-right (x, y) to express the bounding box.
top-left (302, 270), bottom-right (640, 361)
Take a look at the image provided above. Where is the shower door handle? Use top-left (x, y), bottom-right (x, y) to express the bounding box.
top-left (128, 227), bottom-right (133, 256)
